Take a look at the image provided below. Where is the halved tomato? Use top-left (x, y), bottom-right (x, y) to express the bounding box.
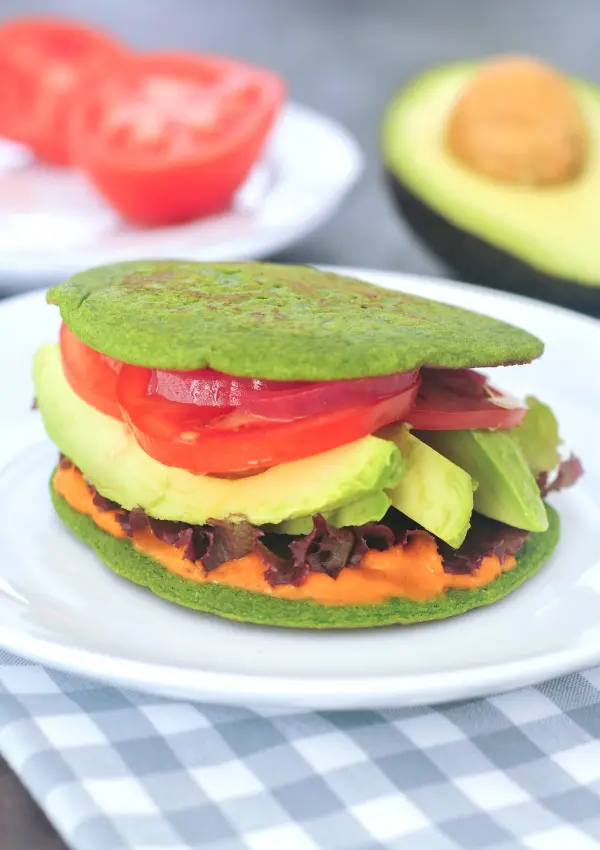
top-left (59, 323), bottom-right (123, 419)
top-left (407, 368), bottom-right (527, 430)
top-left (0, 16), bottom-right (126, 164)
top-left (117, 365), bottom-right (420, 474)
top-left (68, 51), bottom-right (286, 225)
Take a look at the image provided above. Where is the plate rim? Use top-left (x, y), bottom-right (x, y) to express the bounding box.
top-left (0, 266), bottom-right (599, 708)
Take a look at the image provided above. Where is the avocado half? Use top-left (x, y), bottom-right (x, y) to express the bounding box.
top-left (382, 62), bottom-right (600, 317)
top-left (51, 478), bottom-right (560, 630)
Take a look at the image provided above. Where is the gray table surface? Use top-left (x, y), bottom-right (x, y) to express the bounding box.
top-left (2, 0), bottom-right (599, 846)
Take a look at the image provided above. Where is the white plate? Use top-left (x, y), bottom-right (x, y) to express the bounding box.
top-left (0, 103), bottom-right (362, 291)
top-left (0, 268), bottom-right (598, 710)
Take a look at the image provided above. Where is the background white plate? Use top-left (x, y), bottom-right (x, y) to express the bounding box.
top-left (0, 268), bottom-right (598, 710)
top-left (0, 103), bottom-right (362, 291)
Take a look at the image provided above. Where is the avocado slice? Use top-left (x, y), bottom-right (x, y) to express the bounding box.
top-left (265, 491), bottom-right (392, 535)
top-left (269, 426), bottom-right (478, 544)
top-left (382, 61), bottom-right (600, 316)
top-left (34, 344), bottom-right (403, 527)
top-left (420, 429), bottom-right (547, 532)
top-left (512, 396), bottom-right (562, 475)
top-left (384, 425), bottom-right (476, 548)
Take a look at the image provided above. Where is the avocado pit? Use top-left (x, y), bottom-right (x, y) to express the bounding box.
top-left (446, 55), bottom-right (588, 185)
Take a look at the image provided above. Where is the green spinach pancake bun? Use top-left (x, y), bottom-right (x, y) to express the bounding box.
top-left (34, 261), bottom-right (582, 628)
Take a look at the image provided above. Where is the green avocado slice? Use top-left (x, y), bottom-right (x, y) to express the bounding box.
top-left (264, 491), bottom-right (392, 536)
top-left (51, 478), bottom-right (559, 629)
top-left (421, 429), bottom-right (548, 532)
top-left (384, 424), bottom-right (476, 548)
top-left (381, 62), bottom-right (600, 315)
top-left (47, 260), bottom-right (542, 376)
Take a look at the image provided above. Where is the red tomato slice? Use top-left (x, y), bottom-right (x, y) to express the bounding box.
top-left (149, 367), bottom-right (419, 419)
top-left (59, 323), bottom-right (123, 419)
top-left (149, 368), bottom-right (301, 408)
top-left (407, 368), bottom-right (526, 430)
top-left (227, 370), bottom-right (419, 419)
top-left (117, 365), bottom-right (420, 474)
top-left (68, 52), bottom-right (286, 225)
top-left (0, 16), bottom-right (126, 164)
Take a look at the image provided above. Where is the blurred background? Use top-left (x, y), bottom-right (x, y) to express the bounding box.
top-left (0, 0), bottom-right (599, 279)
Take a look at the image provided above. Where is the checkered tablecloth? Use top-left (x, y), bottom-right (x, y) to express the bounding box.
top-left (3, 651), bottom-right (600, 850)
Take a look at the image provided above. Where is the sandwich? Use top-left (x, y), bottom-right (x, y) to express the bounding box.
top-left (33, 260), bottom-right (582, 628)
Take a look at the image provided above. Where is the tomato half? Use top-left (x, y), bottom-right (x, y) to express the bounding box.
top-left (117, 365), bottom-right (420, 474)
top-left (68, 51), bottom-right (286, 225)
top-left (59, 323), bottom-right (123, 419)
top-left (407, 368), bottom-right (527, 430)
top-left (0, 16), bottom-right (125, 164)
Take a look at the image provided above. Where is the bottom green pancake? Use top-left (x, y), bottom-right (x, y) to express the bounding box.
top-left (51, 480), bottom-right (560, 629)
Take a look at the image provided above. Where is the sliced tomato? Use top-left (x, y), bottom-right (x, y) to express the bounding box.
top-left (226, 370), bottom-right (418, 419)
top-left (0, 16), bottom-right (126, 164)
top-left (407, 368), bottom-right (526, 430)
top-left (59, 323), bottom-right (123, 419)
top-left (117, 364), bottom-right (420, 474)
top-left (149, 366), bottom-right (419, 419)
top-left (149, 368), bottom-right (302, 409)
top-left (68, 51), bottom-right (286, 225)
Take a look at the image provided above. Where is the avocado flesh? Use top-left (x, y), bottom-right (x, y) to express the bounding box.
top-left (420, 429), bottom-right (548, 532)
top-left (34, 344), bottom-right (403, 527)
top-left (384, 425), bottom-right (476, 548)
top-left (382, 62), bottom-right (600, 314)
top-left (265, 491), bottom-right (392, 535)
top-left (257, 428), bottom-right (477, 546)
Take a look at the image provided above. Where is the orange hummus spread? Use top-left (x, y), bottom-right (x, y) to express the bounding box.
top-left (54, 464), bottom-right (517, 604)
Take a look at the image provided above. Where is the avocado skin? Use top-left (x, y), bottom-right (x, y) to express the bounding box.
top-left (385, 170), bottom-right (600, 318)
top-left (51, 474), bottom-right (560, 629)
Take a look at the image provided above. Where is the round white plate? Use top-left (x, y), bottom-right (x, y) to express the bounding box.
top-left (0, 103), bottom-right (362, 291)
top-left (0, 268), bottom-right (598, 710)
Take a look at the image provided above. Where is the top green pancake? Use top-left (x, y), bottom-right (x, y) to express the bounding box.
top-left (48, 261), bottom-right (543, 379)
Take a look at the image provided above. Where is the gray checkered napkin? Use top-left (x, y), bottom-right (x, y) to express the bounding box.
top-left (3, 651), bottom-right (600, 850)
